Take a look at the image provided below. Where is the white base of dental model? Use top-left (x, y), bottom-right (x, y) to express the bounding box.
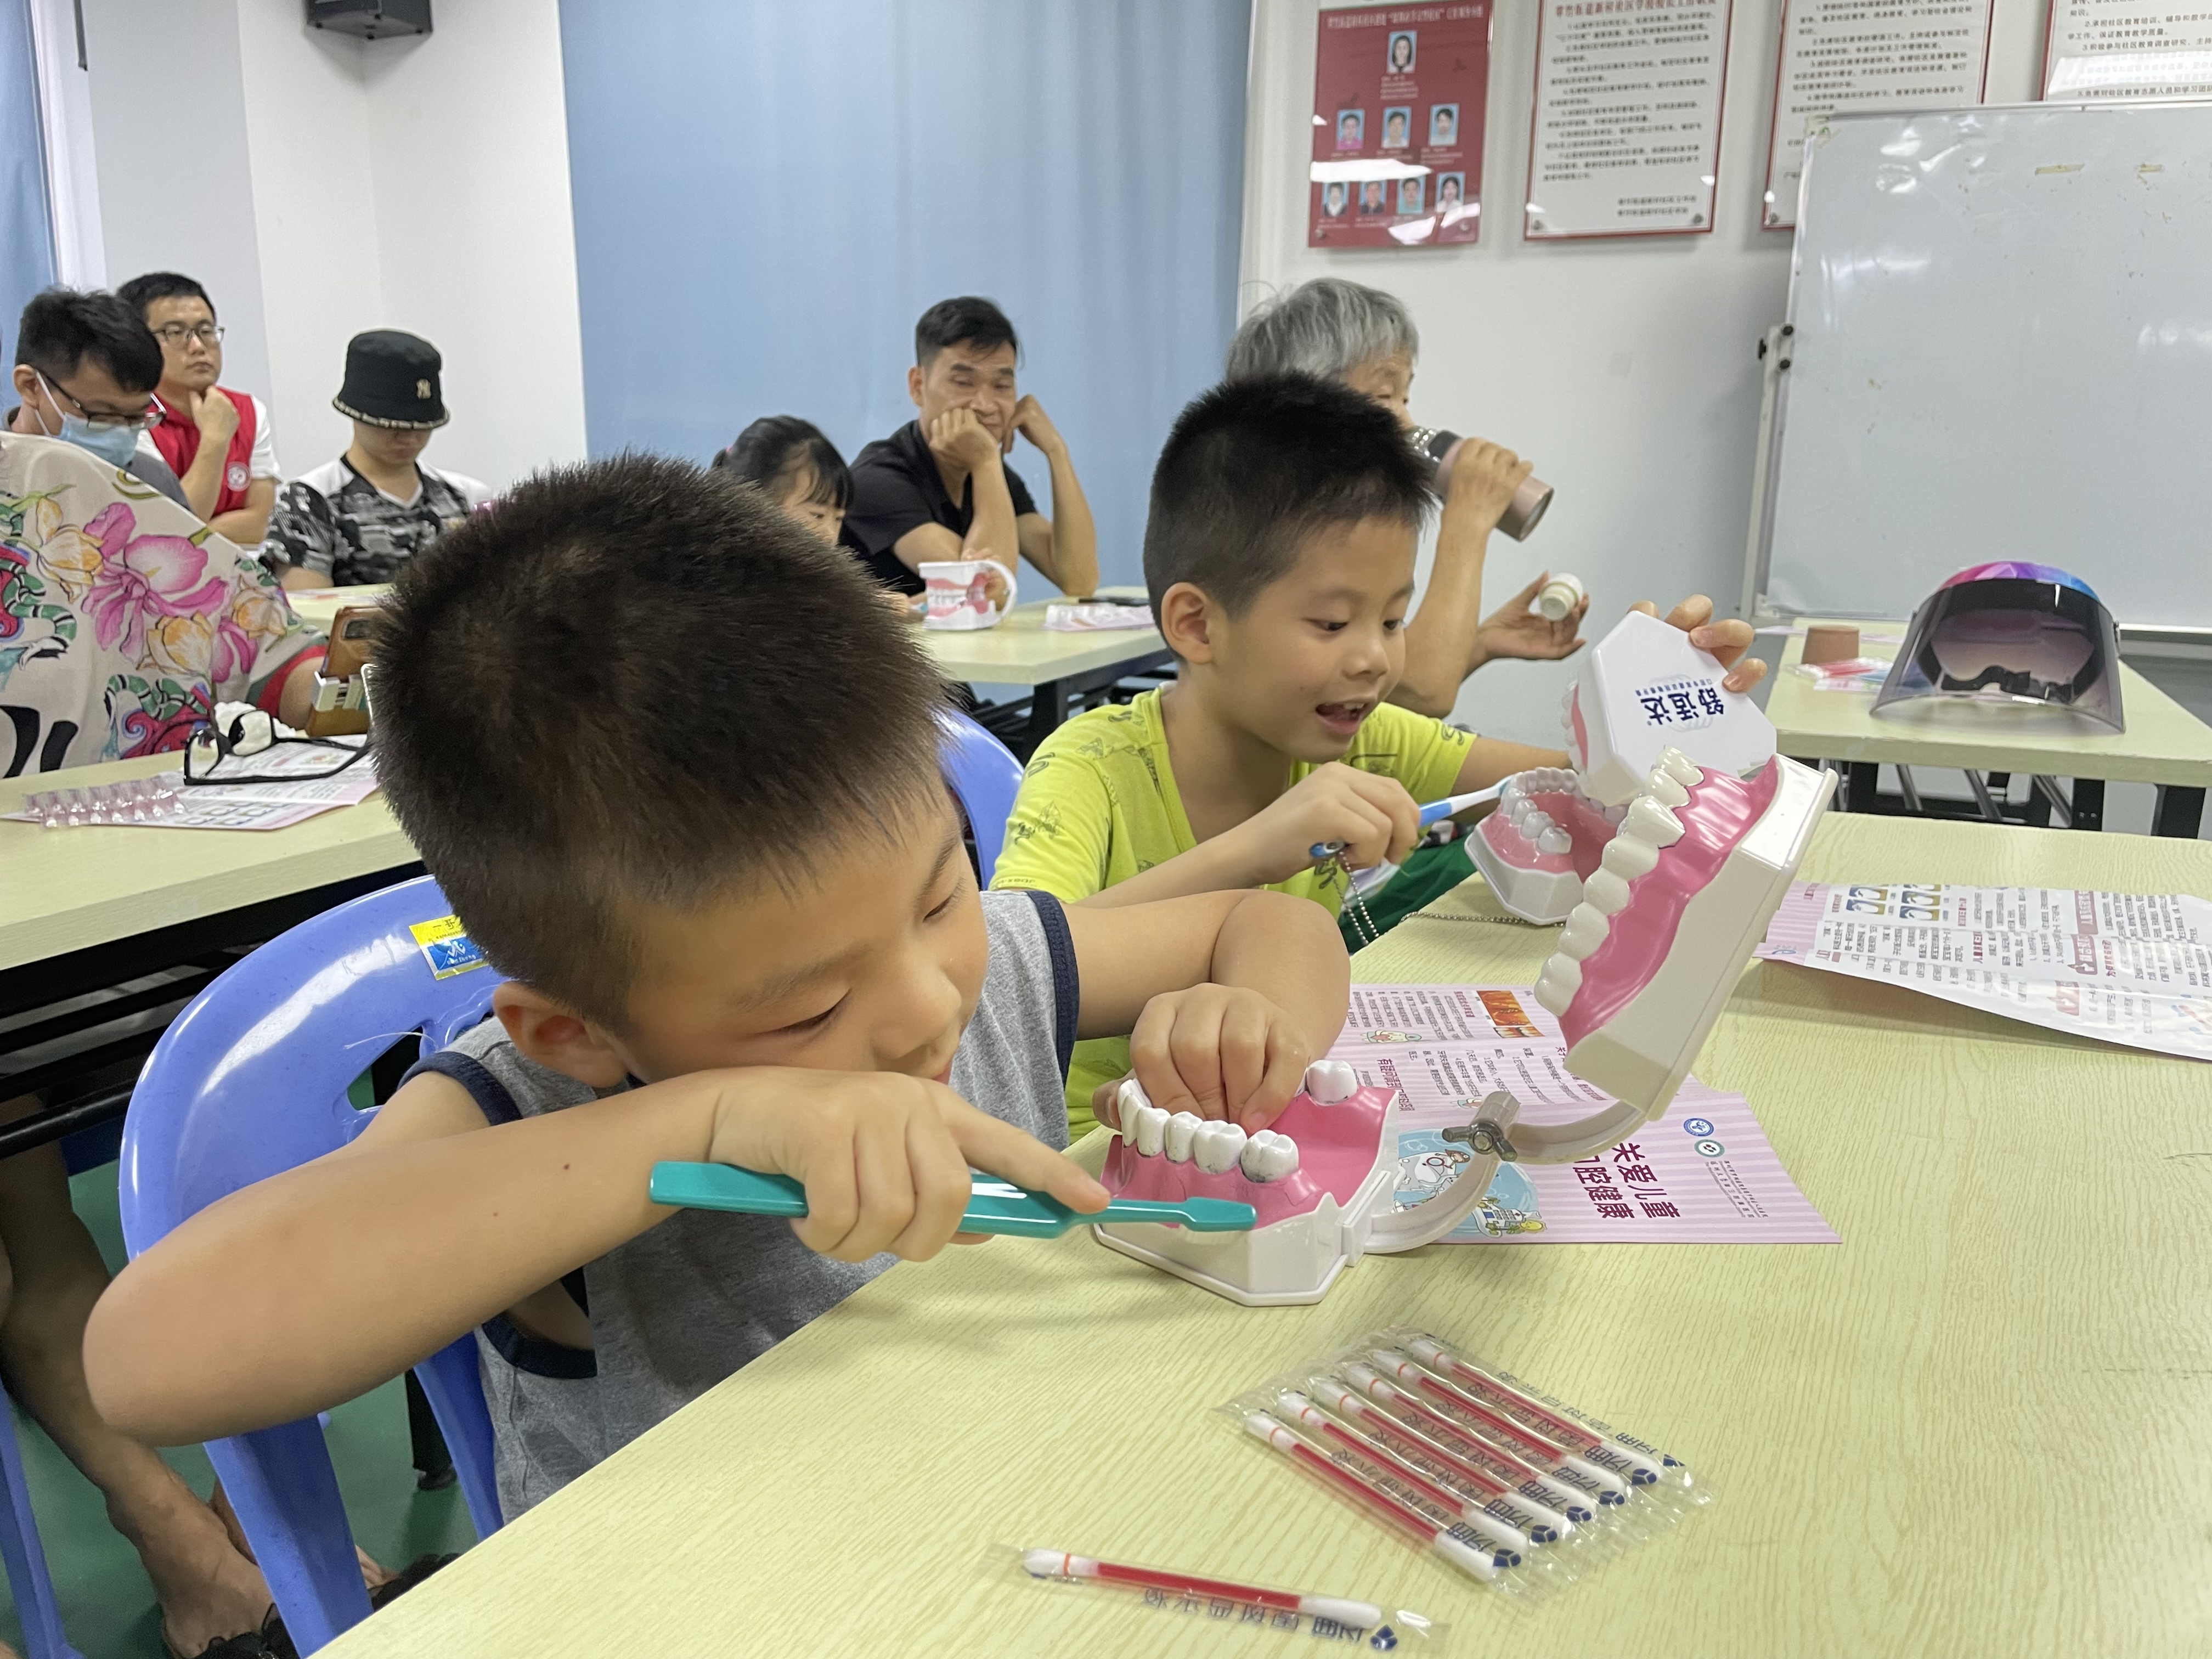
top-left (1093, 1060), bottom-right (1502, 1307)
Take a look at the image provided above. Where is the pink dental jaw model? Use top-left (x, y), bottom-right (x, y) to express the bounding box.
top-left (1095, 1060), bottom-right (1494, 1306)
top-left (1464, 768), bottom-right (1621, 924)
top-left (1504, 746), bottom-right (1835, 1161)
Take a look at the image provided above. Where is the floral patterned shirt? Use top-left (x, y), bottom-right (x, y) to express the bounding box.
top-left (1, 433), bottom-right (324, 775)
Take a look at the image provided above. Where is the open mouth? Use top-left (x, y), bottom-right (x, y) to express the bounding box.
top-left (1314, 699), bottom-right (1374, 737)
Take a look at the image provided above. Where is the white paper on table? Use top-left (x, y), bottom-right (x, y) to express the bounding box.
top-left (1758, 882), bottom-right (2212, 1060)
top-left (1333, 984), bottom-right (1836, 1243)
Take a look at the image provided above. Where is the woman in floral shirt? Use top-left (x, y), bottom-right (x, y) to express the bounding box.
top-left (1, 430), bottom-right (323, 775)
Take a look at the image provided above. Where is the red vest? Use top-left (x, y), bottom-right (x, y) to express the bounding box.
top-left (149, 388), bottom-right (258, 517)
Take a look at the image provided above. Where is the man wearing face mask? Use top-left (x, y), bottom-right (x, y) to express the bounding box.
top-left (843, 296), bottom-right (1098, 602)
top-left (5, 288), bottom-right (191, 510)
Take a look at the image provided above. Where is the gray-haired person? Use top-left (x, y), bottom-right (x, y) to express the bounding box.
top-left (1224, 279), bottom-right (1588, 717)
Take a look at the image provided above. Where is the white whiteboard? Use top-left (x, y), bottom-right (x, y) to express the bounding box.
top-left (1753, 102), bottom-right (2212, 630)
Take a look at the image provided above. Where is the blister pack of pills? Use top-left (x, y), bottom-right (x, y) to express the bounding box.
top-left (1222, 1323), bottom-right (1713, 1601)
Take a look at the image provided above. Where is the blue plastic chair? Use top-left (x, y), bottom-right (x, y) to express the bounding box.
top-left (120, 877), bottom-right (509, 1652)
top-left (0, 1384), bottom-right (83, 1659)
top-left (937, 709), bottom-right (1023, 882)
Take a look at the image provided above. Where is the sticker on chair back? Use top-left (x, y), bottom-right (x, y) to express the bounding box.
top-left (410, 915), bottom-right (486, 979)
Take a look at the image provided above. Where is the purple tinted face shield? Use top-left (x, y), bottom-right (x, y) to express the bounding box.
top-left (1874, 576), bottom-right (2124, 732)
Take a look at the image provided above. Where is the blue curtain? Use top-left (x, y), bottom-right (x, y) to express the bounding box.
top-left (1, 0), bottom-right (58, 361)
top-left (556, 0), bottom-right (1251, 588)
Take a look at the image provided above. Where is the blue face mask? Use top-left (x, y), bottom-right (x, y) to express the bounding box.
top-left (32, 371), bottom-right (145, 469)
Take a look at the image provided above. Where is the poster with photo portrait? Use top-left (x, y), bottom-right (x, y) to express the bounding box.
top-left (1434, 172), bottom-right (1467, 215)
top-left (1308, 2), bottom-right (1491, 247)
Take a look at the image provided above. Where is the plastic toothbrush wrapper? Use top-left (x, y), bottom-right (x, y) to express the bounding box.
top-left (1311, 783), bottom-right (1506, 900)
top-left (646, 1163), bottom-right (1254, 1238)
top-left (1221, 1322), bottom-right (1714, 1602)
top-left (1011, 1546), bottom-right (1448, 1646)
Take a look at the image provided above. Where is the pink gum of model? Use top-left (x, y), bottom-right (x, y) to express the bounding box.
top-left (1101, 1086), bottom-right (1394, 1229)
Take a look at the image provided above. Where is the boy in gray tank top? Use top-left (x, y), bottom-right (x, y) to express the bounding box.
top-left (87, 456), bottom-right (1351, 1524)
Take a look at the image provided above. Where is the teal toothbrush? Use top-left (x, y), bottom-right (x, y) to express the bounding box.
top-left (648, 1163), bottom-right (1256, 1239)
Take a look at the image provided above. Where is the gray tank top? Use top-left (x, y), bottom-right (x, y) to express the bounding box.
top-left (407, 888), bottom-right (1077, 1519)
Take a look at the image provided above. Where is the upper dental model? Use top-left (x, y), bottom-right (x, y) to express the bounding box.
top-left (1463, 766), bottom-right (1624, 924)
top-left (1519, 746), bottom-right (1835, 1149)
top-left (1096, 1060), bottom-right (1499, 1306)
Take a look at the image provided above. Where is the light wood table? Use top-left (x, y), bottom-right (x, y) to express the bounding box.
top-left (1769, 621), bottom-right (2212, 835)
top-left (328, 816), bottom-right (2212, 1658)
top-left (921, 599), bottom-right (1169, 749)
top-left (281, 584), bottom-right (392, 635)
top-left (0, 753), bottom-right (417, 1025)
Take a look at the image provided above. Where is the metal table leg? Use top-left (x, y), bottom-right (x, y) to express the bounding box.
top-left (2069, 777), bottom-right (2105, 832)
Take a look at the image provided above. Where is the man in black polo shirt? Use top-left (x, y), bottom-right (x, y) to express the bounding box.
top-left (845, 297), bottom-right (1098, 601)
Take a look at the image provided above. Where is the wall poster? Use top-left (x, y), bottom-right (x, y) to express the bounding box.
top-left (1310, 2), bottom-right (1493, 248)
top-left (1760, 0), bottom-right (1994, 229)
top-left (2041, 0), bottom-right (2212, 99)
top-left (1525, 0), bottom-right (1735, 239)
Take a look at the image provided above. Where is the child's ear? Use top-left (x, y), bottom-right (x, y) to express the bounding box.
top-left (1157, 582), bottom-right (1218, 664)
top-left (492, 983), bottom-right (631, 1089)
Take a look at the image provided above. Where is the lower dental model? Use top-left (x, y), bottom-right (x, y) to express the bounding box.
top-left (1096, 1059), bottom-right (1496, 1306)
top-left (1504, 746), bottom-right (1834, 1160)
top-left (1463, 766), bottom-right (1624, 924)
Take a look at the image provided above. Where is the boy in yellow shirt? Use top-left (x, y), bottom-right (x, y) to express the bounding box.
top-left (991, 375), bottom-right (1765, 1131)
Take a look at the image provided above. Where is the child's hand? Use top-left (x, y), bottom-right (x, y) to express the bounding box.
top-left (1229, 761), bottom-right (1421, 886)
top-left (1633, 595), bottom-right (1767, 694)
top-left (1102, 985), bottom-right (1315, 1132)
top-left (699, 1069), bottom-right (1107, 1263)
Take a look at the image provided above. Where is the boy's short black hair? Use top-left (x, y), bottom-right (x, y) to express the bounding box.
top-left (1142, 373), bottom-right (1432, 619)
top-left (12, 287), bottom-right (163, 391)
top-left (116, 272), bottom-right (215, 323)
top-left (710, 415), bottom-right (852, 510)
top-left (915, 296), bottom-right (1018, 368)
top-left (373, 454), bottom-right (948, 1027)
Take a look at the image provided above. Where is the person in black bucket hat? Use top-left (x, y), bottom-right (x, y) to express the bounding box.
top-left (263, 329), bottom-right (491, 590)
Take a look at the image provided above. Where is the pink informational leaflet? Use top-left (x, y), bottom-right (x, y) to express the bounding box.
top-left (1331, 985), bottom-right (1838, 1244)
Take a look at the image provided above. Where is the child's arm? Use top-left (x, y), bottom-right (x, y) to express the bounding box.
top-left (1063, 889), bottom-right (1348, 1128)
top-left (83, 1068), bottom-right (1105, 1446)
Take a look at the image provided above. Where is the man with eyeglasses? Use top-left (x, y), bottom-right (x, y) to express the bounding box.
top-left (118, 272), bottom-right (280, 550)
top-left (5, 287), bottom-right (191, 510)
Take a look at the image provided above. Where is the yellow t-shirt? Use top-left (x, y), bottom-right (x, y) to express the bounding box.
top-left (989, 689), bottom-right (1474, 1133)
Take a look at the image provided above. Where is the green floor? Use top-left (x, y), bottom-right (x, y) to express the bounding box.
top-left (0, 1164), bottom-right (478, 1658)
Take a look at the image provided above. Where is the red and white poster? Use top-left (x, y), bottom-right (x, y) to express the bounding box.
top-left (1760, 0), bottom-right (1994, 230)
top-left (1310, 3), bottom-right (1492, 249)
top-left (1525, 0), bottom-right (1735, 240)
top-left (2041, 0), bottom-right (2212, 99)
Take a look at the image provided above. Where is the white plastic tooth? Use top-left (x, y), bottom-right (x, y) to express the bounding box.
top-left (1305, 1060), bottom-right (1357, 1103)
top-left (1240, 1129), bottom-right (1301, 1182)
top-left (1192, 1120), bottom-right (1248, 1175)
top-left (1623, 795), bottom-right (1685, 847)
top-left (1533, 955), bottom-right (1582, 1015)
top-left (1163, 1111), bottom-right (1201, 1163)
top-left (1537, 827), bottom-right (1573, 855)
top-left (1601, 833), bottom-right (1661, 881)
top-left (1583, 867), bottom-right (1632, 914)
top-left (1522, 809), bottom-right (1554, 837)
top-left (1641, 767), bottom-right (1691, 810)
top-left (1558, 902), bottom-right (1610, 960)
top-left (1131, 1102), bottom-right (1167, 1157)
top-left (1658, 746), bottom-right (1704, 787)
top-left (1115, 1077), bottom-right (1153, 1135)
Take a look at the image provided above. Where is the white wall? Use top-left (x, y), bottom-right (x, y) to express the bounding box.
top-left (1241, 0), bottom-right (2053, 749)
top-left (76, 0), bottom-right (586, 490)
